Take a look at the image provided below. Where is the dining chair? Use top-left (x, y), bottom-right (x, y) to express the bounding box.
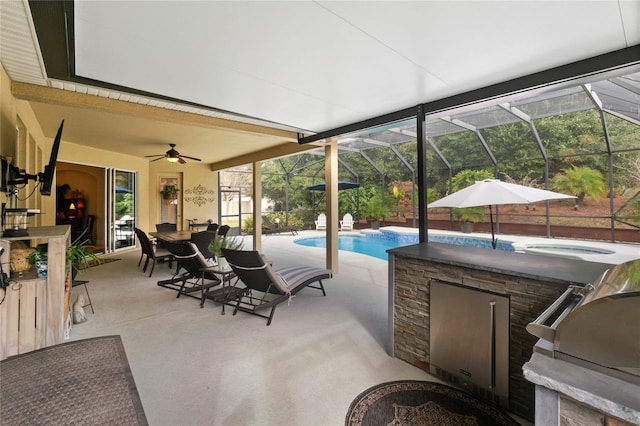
top-left (156, 222), bottom-right (177, 232)
top-left (134, 227), bottom-right (174, 277)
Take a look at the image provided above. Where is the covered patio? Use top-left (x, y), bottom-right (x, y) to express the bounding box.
top-left (65, 232), bottom-right (453, 425)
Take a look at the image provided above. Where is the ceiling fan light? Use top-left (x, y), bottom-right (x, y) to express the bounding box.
top-left (167, 157), bottom-right (180, 163)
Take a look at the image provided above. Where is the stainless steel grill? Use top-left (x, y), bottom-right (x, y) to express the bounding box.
top-left (527, 258), bottom-right (640, 384)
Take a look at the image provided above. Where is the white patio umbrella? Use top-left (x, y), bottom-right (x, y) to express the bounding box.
top-left (427, 179), bottom-right (576, 249)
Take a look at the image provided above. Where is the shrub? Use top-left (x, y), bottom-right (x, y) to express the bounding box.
top-left (552, 166), bottom-right (606, 206)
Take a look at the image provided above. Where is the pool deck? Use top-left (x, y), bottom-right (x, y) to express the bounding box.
top-left (345, 226), bottom-right (638, 264)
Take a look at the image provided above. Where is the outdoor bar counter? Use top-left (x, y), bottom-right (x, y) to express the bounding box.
top-left (387, 241), bottom-right (614, 421)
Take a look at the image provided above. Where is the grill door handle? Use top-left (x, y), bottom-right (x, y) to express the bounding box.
top-left (489, 301), bottom-right (496, 390)
top-left (526, 285), bottom-right (581, 343)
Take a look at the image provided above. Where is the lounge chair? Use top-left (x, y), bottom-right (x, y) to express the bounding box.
top-left (340, 213), bottom-right (354, 231)
top-left (161, 240), bottom-right (223, 299)
top-left (222, 248), bottom-right (331, 325)
top-left (315, 213), bottom-right (326, 231)
top-left (190, 230), bottom-right (216, 261)
top-left (262, 216), bottom-right (300, 236)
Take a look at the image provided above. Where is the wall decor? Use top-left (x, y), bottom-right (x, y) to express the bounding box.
top-left (184, 184), bottom-right (215, 207)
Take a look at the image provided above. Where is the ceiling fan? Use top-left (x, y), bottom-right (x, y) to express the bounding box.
top-left (145, 144), bottom-right (202, 164)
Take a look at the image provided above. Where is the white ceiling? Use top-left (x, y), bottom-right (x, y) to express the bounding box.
top-left (1, 0), bottom-right (639, 165)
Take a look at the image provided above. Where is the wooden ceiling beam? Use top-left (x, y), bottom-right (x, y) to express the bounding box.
top-left (209, 142), bottom-right (321, 172)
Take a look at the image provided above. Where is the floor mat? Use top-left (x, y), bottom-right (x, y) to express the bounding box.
top-left (0, 335), bottom-right (147, 425)
top-left (345, 380), bottom-right (519, 426)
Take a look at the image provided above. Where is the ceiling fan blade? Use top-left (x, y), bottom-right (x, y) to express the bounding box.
top-left (145, 154), bottom-right (165, 158)
top-left (178, 157), bottom-right (187, 164)
top-left (180, 155), bottom-right (202, 162)
top-left (150, 157), bottom-right (166, 162)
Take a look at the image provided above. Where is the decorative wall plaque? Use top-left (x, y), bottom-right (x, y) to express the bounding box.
top-left (184, 184), bottom-right (215, 207)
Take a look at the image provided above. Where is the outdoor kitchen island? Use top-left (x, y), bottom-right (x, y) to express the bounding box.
top-left (387, 241), bottom-right (614, 422)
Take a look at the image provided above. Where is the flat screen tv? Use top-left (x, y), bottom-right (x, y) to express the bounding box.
top-left (39, 120), bottom-right (64, 195)
top-left (0, 156), bottom-right (8, 193)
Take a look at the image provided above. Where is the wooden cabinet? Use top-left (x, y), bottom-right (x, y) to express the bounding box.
top-left (0, 226), bottom-right (70, 360)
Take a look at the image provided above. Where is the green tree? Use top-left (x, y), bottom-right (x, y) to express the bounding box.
top-left (451, 169), bottom-right (494, 192)
top-left (361, 186), bottom-right (394, 221)
top-left (449, 169), bottom-right (493, 223)
top-left (116, 193), bottom-right (134, 217)
top-left (551, 166), bottom-right (606, 206)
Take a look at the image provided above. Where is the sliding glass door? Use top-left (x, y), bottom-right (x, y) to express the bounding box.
top-left (106, 168), bottom-right (136, 252)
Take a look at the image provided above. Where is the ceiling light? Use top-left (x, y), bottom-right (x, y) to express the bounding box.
top-left (167, 157), bottom-right (179, 163)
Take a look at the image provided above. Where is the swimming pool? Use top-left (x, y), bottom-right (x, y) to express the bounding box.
top-left (296, 235), bottom-right (396, 260)
top-left (295, 232), bottom-right (515, 260)
top-left (294, 227), bottom-right (630, 262)
top-left (516, 244), bottom-right (615, 260)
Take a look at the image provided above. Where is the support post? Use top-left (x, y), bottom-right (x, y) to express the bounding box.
top-left (326, 139), bottom-right (339, 274)
top-left (253, 161), bottom-right (262, 252)
top-left (416, 105), bottom-right (428, 243)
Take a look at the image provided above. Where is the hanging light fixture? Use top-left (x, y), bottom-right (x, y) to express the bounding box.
top-left (166, 145), bottom-right (181, 162)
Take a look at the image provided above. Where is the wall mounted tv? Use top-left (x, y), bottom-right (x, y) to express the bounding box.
top-left (7, 120), bottom-right (64, 196)
top-left (0, 156), bottom-right (8, 194)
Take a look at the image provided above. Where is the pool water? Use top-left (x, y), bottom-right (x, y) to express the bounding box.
top-left (295, 227), bottom-right (627, 262)
top-left (296, 235), bottom-right (394, 260)
top-left (295, 234), bottom-right (515, 260)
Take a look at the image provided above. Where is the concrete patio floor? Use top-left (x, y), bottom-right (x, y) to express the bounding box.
top-left (69, 231), bottom-right (532, 425)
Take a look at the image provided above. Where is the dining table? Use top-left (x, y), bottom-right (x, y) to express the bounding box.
top-left (149, 230), bottom-right (193, 243)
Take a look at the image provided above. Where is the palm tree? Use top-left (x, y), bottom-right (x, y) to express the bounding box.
top-left (552, 166), bottom-right (606, 207)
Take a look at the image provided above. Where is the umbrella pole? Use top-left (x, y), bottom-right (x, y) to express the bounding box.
top-left (490, 205), bottom-right (497, 249)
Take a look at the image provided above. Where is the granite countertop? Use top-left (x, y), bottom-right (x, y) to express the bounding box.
top-left (388, 242), bottom-right (614, 286)
top-left (523, 352), bottom-right (640, 424)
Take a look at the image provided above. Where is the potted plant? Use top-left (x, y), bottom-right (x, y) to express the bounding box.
top-left (161, 185), bottom-right (179, 201)
top-left (208, 230), bottom-right (244, 268)
top-left (66, 230), bottom-right (102, 280)
top-left (362, 191), bottom-right (393, 230)
top-left (31, 229), bottom-right (103, 279)
top-left (29, 244), bottom-right (49, 278)
top-left (452, 207), bottom-right (485, 233)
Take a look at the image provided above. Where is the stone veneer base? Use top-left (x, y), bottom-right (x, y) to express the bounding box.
top-left (391, 256), bottom-right (573, 421)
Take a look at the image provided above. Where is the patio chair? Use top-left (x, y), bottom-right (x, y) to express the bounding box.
top-left (161, 240), bottom-right (222, 298)
top-left (206, 223), bottom-right (219, 232)
top-left (222, 248), bottom-right (331, 325)
top-left (84, 214), bottom-right (96, 245)
top-left (262, 215), bottom-right (300, 236)
top-left (156, 222), bottom-right (177, 232)
top-left (340, 213), bottom-right (354, 231)
top-left (190, 230), bottom-right (216, 261)
top-left (315, 213), bottom-right (326, 231)
top-left (134, 227), bottom-right (174, 277)
top-left (217, 225), bottom-right (231, 238)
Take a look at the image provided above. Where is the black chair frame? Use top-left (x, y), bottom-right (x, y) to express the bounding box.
top-left (190, 230), bottom-right (216, 261)
top-left (262, 216), bottom-right (300, 236)
top-left (134, 227), bottom-right (174, 277)
top-left (222, 248), bottom-right (329, 325)
top-left (161, 241), bottom-right (222, 299)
